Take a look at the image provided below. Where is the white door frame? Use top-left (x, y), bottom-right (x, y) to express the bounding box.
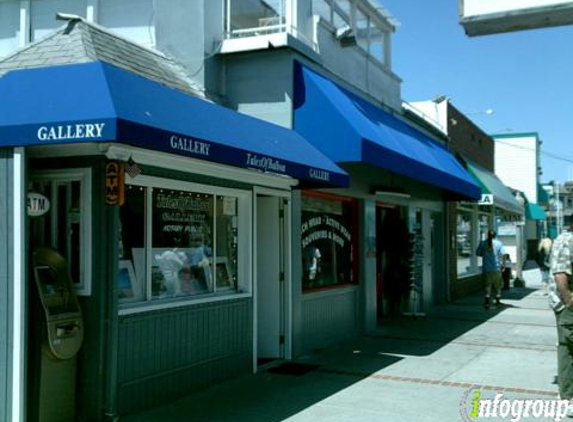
top-left (252, 187), bottom-right (292, 373)
top-left (12, 147), bottom-right (26, 422)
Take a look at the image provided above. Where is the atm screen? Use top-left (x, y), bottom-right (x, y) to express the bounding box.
top-left (36, 266), bottom-right (58, 285)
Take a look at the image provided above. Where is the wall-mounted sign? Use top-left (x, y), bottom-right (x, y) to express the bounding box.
top-left (105, 162), bottom-right (125, 206)
top-left (246, 153), bottom-right (286, 173)
top-left (497, 223), bottom-right (517, 236)
top-left (478, 194), bottom-right (494, 205)
top-left (309, 168), bottom-right (331, 182)
top-left (169, 134), bottom-right (211, 157)
top-left (27, 192), bottom-right (50, 217)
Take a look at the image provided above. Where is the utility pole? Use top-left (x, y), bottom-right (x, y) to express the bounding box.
top-left (554, 181), bottom-right (562, 235)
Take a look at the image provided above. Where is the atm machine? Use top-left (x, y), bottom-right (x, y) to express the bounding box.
top-left (29, 247), bottom-right (84, 422)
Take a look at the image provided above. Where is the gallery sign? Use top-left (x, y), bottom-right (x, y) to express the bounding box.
top-left (37, 122), bottom-right (106, 141)
top-left (169, 134), bottom-right (211, 157)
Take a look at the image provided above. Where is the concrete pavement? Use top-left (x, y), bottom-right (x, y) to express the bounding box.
top-left (122, 269), bottom-right (561, 422)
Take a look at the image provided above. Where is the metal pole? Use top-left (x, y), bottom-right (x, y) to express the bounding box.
top-left (556, 182), bottom-right (562, 234)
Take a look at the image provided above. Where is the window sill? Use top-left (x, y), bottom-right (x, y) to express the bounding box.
top-left (220, 32), bottom-right (320, 62)
top-left (456, 272), bottom-right (481, 280)
top-left (118, 291), bottom-right (252, 316)
top-left (302, 283), bottom-right (358, 297)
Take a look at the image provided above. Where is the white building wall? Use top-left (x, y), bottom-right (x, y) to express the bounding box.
top-left (0, 0), bottom-right (402, 111)
top-left (0, 1), bottom-right (20, 58)
top-left (494, 134), bottom-right (538, 203)
top-left (98, 0), bottom-right (155, 48)
top-left (30, 0), bottom-right (87, 41)
top-left (225, 51), bottom-right (294, 129)
top-left (314, 19), bottom-right (402, 111)
top-left (406, 100), bottom-right (448, 134)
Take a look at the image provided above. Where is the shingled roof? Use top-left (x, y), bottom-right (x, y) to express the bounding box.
top-left (0, 16), bottom-right (205, 98)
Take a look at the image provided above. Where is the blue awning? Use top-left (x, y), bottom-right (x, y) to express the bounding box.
top-left (0, 61), bottom-right (348, 187)
top-left (293, 63), bottom-right (481, 200)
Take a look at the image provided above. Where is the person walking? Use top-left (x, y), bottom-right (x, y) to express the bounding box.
top-left (538, 237), bottom-right (553, 295)
top-left (551, 229), bottom-right (573, 416)
top-left (476, 229), bottom-right (506, 309)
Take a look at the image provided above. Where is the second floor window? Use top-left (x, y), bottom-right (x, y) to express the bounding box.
top-left (311, 0), bottom-right (390, 66)
top-left (225, 0), bottom-right (287, 38)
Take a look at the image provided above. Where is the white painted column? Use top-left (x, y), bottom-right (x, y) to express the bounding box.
top-left (19, 1), bottom-right (30, 47)
top-left (11, 147), bottom-right (26, 422)
top-left (86, 0), bottom-right (99, 23)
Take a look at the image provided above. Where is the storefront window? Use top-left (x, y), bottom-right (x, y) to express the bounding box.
top-left (477, 212), bottom-right (490, 268)
top-left (456, 210), bottom-right (473, 276)
top-left (151, 190), bottom-right (214, 298)
top-left (456, 204), bottom-right (494, 277)
top-left (119, 186), bottom-right (146, 302)
top-left (301, 193), bottom-right (357, 290)
top-left (119, 178), bottom-right (248, 306)
top-left (215, 195), bottom-right (239, 291)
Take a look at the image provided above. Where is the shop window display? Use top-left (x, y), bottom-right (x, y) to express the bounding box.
top-left (151, 190), bottom-right (214, 298)
top-left (119, 181), bottom-right (242, 306)
top-left (456, 210), bottom-right (473, 276)
top-left (301, 192), bottom-right (357, 290)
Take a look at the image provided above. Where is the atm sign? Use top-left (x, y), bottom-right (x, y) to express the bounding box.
top-left (105, 161), bottom-right (125, 206)
top-left (27, 192), bottom-right (50, 217)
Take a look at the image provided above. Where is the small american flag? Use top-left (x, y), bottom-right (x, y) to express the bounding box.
top-left (125, 157), bottom-right (142, 178)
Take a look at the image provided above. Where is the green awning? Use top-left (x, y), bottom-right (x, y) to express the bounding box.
top-left (526, 202), bottom-right (547, 220)
top-left (538, 184), bottom-right (550, 205)
top-left (464, 158), bottom-right (524, 215)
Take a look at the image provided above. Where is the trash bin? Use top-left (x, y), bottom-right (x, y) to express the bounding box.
top-left (30, 247), bottom-right (84, 422)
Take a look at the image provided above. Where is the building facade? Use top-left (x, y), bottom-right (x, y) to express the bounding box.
top-left (0, 1), bottom-right (482, 420)
top-left (543, 181), bottom-right (573, 237)
top-left (0, 14), bottom-right (349, 422)
top-left (409, 99), bottom-right (524, 299)
top-left (213, 0), bottom-right (479, 354)
top-left (493, 132), bottom-right (545, 260)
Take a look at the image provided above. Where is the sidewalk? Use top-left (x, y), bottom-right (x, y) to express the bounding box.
top-left (122, 269), bottom-right (559, 422)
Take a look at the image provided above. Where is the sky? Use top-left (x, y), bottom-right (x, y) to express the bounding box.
top-left (379, 0), bottom-right (573, 183)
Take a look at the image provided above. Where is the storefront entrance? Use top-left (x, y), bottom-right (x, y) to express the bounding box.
top-left (255, 190), bottom-right (290, 367)
top-left (376, 204), bottom-right (409, 319)
top-left (27, 168), bottom-right (92, 422)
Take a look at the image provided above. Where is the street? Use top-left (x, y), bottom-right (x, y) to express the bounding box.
top-left (123, 269), bottom-right (559, 422)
